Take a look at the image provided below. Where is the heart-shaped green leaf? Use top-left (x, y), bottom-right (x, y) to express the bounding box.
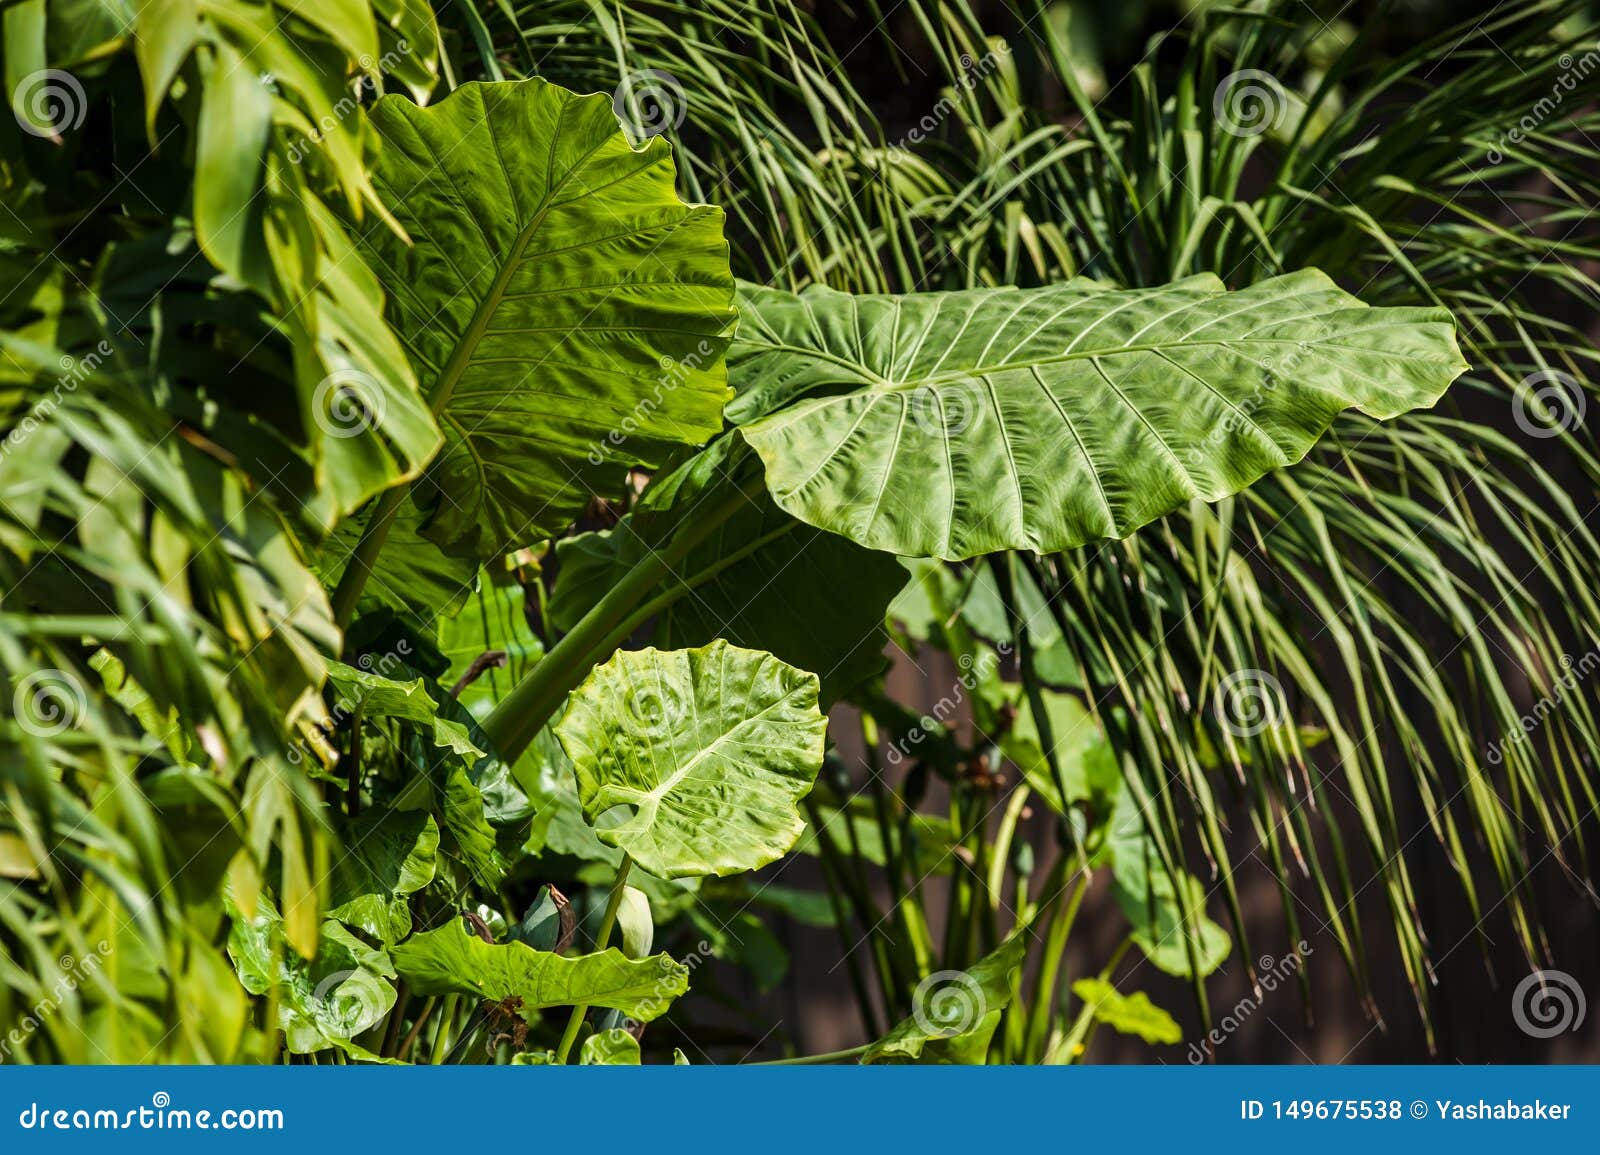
top-left (731, 270), bottom-right (1466, 560)
top-left (553, 641), bottom-right (827, 879)
top-left (356, 78), bottom-right (736, 563)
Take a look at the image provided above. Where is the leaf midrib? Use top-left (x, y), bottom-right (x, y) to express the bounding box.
top-left (419, 131), bottom-right (615, 416)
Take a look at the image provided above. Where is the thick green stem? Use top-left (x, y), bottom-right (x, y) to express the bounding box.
top-left (329, 485), bottom-right (408, 630)
top-left (480, 487), bottom-right (750, 763)
top-left (555, 854), bottom-right (633, 1064)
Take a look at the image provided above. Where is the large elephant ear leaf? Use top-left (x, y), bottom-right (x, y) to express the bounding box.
top-left (357, 78), bottom-right (736, 562)
top-left (730, 270), bottom-right (1468, 560)
top-left (553, 641), bottom-right (827, 879)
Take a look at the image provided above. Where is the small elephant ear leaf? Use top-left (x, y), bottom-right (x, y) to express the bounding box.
top-left (553, 641), bottom-right (828, 879)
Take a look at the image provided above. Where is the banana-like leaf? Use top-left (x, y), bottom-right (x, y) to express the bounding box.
top-left (730, 271), bottom-right (1466, 559)
top-left (553, 641), bottom-right (827, 878)
top-left (356, 78), bottom-right (736, 561)
top-left (391, 920), bottom-right (686, 1022)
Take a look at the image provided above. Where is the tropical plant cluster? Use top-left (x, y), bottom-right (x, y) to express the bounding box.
top-left (1, 0), bottom-right (1597, 1064)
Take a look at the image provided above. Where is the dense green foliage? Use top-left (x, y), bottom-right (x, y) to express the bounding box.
top-left (2, 0), bottom-right (1597, 1064)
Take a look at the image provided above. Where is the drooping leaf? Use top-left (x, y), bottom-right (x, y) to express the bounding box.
top-left (355, 78), bottom-right (737, 563)
top-left (730, 271), bottom-right (1466, 559)
top-left (553, 641), bottom-right (827, 879)
top-left (1099, 787), bottom-right (1231, 979)
top-left (862, 930), bottom-right (1028, 1064)
top-left (391, 920), bottom-right (687, 1022)
top-left (1071, 978), bottom-right (1182, 1045)
top-left (327, 810), bottom-right (439, 946)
